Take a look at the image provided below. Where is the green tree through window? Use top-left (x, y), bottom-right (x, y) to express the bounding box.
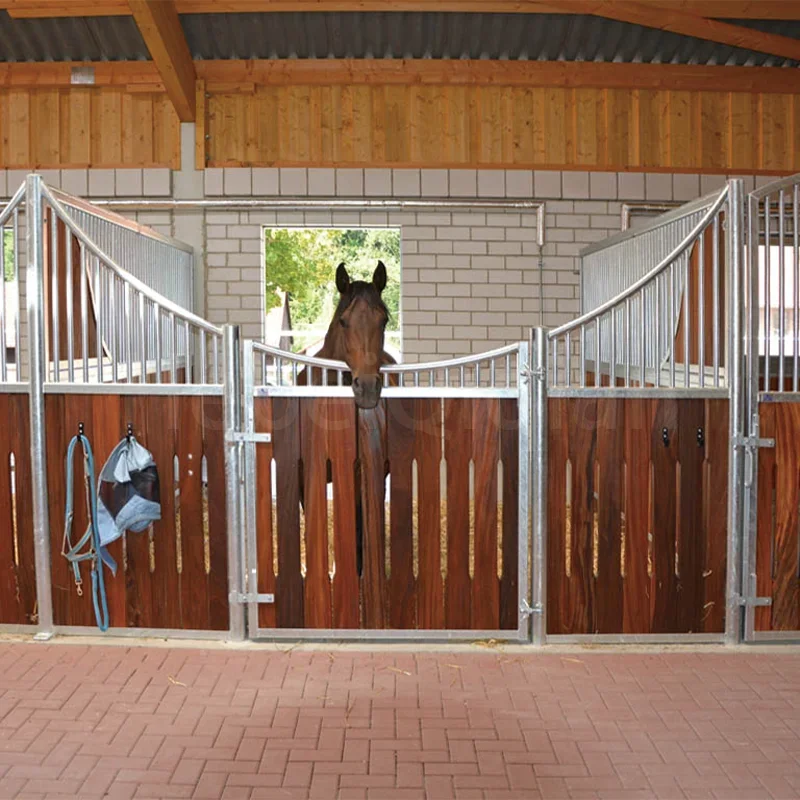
top-left (264, 227), bottom-right (401, 354)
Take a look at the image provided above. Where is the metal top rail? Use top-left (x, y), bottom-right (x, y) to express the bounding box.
top-left (750, 172), bottom-right (800, 202)
top-left (551, 184), bottom-right (729, 340)
top-left (0, 183), bottom-right (24, 228)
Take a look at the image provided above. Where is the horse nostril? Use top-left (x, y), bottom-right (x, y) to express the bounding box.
top-left (353, 377), bottom-right (361, 390)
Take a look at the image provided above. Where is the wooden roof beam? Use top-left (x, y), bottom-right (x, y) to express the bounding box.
top-left (557, 1), bottom-right (800, 62)
top-left (4, 1), bottom-right (800, 19)
top-left (127, 0), bottom-right (196, 121)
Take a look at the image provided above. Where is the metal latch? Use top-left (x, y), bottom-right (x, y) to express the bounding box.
top-left (734, 433), bottom-right (775, 488)
top-left (226, 432), bottom-right (272, 445)
top-left (521, 366), bottom-right (545, 384)
top-left (519, 598), bottom-right (542, 617)
top-left (733, 594), bottom-right (772, 608)
top-left (229, 591), bottom-right (275, 604)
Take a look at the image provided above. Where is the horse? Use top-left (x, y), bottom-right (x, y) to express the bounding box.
top-left (296, 261), bottom-right (396, 582)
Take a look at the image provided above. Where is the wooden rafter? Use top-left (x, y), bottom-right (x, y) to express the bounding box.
top-left (1, 59), bottom-right (797, 94)
top-left (127, 0), bottom-right (196, 121)
top-left (4, 0), bottom-right (800, 18)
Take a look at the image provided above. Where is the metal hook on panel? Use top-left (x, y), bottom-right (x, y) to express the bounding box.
top-left (77, 422), bottom-right (85, 441)
top-left (126, 422), bottom-right (134, 443)
top-left (696, 427), bottom-right (704, 448)
top-left (662, 427), bottom-right (669, 447)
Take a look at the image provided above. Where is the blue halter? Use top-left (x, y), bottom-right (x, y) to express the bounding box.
top-left (62, 429), bottom-right (109, 632)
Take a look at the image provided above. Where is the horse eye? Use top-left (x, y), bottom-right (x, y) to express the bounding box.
top-left (340, 318), bottom-right (347, 328)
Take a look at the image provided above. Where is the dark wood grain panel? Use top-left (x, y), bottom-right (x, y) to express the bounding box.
top-left (703, 398), bottom-right (728, 634)
top-left (387, 398), bottom-right (416, 629)
top-left (272, 396), bottom-right (304, 628)
top-left (415, 398), bottom-right (444, 630)
top-left (499, 398), bottom-right (519, 632)
top-left (301, 397), bottom-right (332, 629)
top-left (755, 403), bottom-right (776, 633)
top-left (358, 403), bottom-right (388, 629)
top-left (770, 403), bottom-right (800, 631)
top-left (202, 395), bottom-right (229, 631)
top-left (471, 399), bottom-right (500, 630)
top-left (176, 395), bottom-right (207, 630)
top-left (327, 398), bottom-right (359, 629)
top-left (254, 396), bottom-right (277, 630)
top-left (444, 399), bottom-right (471, 629)
top-left (595, 398), bottom-right (624, 634)
top-left (623, 399), bottom-right (653, 634)
top-left (567, 397), bottom-right (597, 635)
top-left (676, 399), bottom-right (705, 633)
top-left (547, 398), bottom-right (568, 636)
top-left (650, 399), bottom-right (680, 634)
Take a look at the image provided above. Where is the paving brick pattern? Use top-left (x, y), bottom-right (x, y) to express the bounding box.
top-left (0, 642), bottom-right (799, 799)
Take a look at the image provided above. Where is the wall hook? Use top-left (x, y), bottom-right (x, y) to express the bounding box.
top-left (662, 427), bottom-right (669, 447)
top-left (697, 427), bottom-right (705, 448)
top-left (126, 423), bottom-right (134, 442)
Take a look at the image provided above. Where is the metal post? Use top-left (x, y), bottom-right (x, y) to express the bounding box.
top-left (242, 340), bottom-right (260, 637)
top-left (517, 338), bottom-right (532, 642)
top-left (223, 324), bottom-right (245, 641)
top-left (531, 327), bottom-right (548, 646)
top-left (26, 174), bottom-right (54, 639)
top-left (725, 179), bottom-right (745, 646)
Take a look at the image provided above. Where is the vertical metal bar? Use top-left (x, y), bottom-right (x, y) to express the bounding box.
top-left (529, 331), bottom-right (545, 645)
top-left (200, 331), bottom-right (207, 385)
top-left (565, 331), bottom-right (571, 388)
top-left (65, 233), bottom-right (74, 384)
top-left (242, 337), bottom-right (261, 638)
top-left (490, 358), bottom-right (495, 387)
top-left (552, 337), bottom-right (558, 388)
top-left (794, 184), bottom-right (799, 393)
top-left (0, 223), bottom-right (7, 382)
top-left (684, 251), bottom-right (690, 388)
top-left (699, 226), bottom-right (706, 388)
top-left (223, 325), bottom-right (245, 641)
top-left (625, 297), bottom-right (631, 388)
top-left (139, 293), bottom-right (147, 384)
top-left (170, 312), bottom-right (177, 384)
top-left (779, 190), bottom-right (786, 392)
top-left (184, 321), bottom-right (191, 385)
top-left (505, 353), bottom-right (510, 387)
top-left (765, 194), bottom-right (772, 391)
top-left (95, 259), bottom-right (104, 382)
top-left (25, 175), bottom-right (54, 638)
top-left (580, 325), bottom-right (585, 388)
top-left (13, 209), bottom-right (20, 382)
top-left (639, 289), bottom-right (645, 388)
top-left (725, 179), bottom-right (745, 646)
top-left (654, 280), bottom-right (660, 387)
top-left (213, 335), bottom-right (220, 385)
top-left (595, 317), bottom-right (600, 387)
top-left (50, 210), bottom-right (59, 382)
top-left (713, 214), bottom-right (720, 387)
top-left (80, 244), bottom-right (88, 383)
top-left (609, 309), bottom-right (616, 388)
top-left (124, 282), bottom-right (133, 383)
top-left (154, 303), bottom-right (162, 385)
top-left (670, 263), bottom-right (675, 388)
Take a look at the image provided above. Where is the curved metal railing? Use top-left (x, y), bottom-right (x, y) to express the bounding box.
top-left (40, 183), bottom-right (222, 385)
top-left (550, 184), bottom-right (730, 390)
top-left (250, 340), bottom-right (523, 392)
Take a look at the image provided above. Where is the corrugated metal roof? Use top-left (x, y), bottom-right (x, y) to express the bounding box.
top-left (0, 10), bottom-right (798, 68)
top-left (0, 11), bottom-right (147, 62)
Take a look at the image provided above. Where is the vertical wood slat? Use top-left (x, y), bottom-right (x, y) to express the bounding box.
top-left (703, 399), bottom-right (728, 633)
top-left (755, 403), bottom-right (776, 632)
top-left (254, 396), bottom-right (277, 630)
top-left (471, 399), bottom-right (500, 630)
top-left (444, 399), bottom-right (472, 629)
top-left (499, 398), bottom-right (519, 632)
top-left (546, 398), bottom-right (568, 636)
top-left (0, 394), bottom-right (35, 625)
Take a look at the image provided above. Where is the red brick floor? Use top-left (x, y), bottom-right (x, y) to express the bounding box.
top-left (0, 642), bottom-right (799, 799)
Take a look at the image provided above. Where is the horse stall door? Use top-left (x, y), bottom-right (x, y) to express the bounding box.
top-left (547, 396), bottom-right (728, 640)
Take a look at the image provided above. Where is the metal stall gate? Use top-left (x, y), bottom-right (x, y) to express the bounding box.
top-left (741, 174), bottom-right (800, 643)
top-left (544, 181), bottom-right (739, 643)
top-left (234, 341), bottom-right (531, 641)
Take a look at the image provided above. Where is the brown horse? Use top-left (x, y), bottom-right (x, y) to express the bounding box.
top-left (297, 261), bottom-right (396, 579)
top-left (298, 261), bottom-right (396, 406)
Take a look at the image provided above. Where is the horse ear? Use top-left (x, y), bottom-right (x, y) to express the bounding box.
top-left (335, 263), bottom-right (350, 294)
top-left (373, 260), bottom-right (387, 293)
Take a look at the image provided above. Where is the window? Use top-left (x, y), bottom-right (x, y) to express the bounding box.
top-left (263, 227), bottom-right (401, 359)
top-left (758, 243), bottom-right (798, 356)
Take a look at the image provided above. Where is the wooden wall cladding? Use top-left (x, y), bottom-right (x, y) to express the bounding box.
top-left (547, 397), bottom-right (729, 636)
top-left (755, 402), bottom-right (800, 633)
top-left (45, 392), bottom-right (228, 630)
top-left (254, 395), bottom-right (519, 632)
top-left (0, 393), bottom-right (36, 626)
top-left (206, 86), bottom-right (800, 173)
top-left (0, 88), bottom-right (180, 169)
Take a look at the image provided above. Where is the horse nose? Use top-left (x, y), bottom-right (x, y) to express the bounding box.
top-left (353, 377), bottom-right (361, 389)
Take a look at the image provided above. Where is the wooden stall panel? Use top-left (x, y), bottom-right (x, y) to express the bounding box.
top-left (45, 393), bottom-right (228, 631)
top-left (0, 394), bottom-right (36, 626)
top-left (756, 402), bottom-right (800, 632)
top-left (548, 397), bottom-right (727, 636)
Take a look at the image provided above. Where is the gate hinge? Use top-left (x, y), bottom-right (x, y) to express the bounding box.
top-left (520, 598), bottom-right (543, 617)
top-left (226, 432), bottom-right (272, 445)
top-left (229, 591), bottom-right (275, 604)
top-left (733, 594), bottom-right (772, 607)
top-left (521, 366), bottom-right (546, 383)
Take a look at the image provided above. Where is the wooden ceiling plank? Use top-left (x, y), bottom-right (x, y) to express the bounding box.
top-left (128, 0), bottom-right (196, 121)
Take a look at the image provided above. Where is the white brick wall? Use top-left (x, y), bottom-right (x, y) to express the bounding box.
top-left (0, 166), bottom-right (773, 363)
